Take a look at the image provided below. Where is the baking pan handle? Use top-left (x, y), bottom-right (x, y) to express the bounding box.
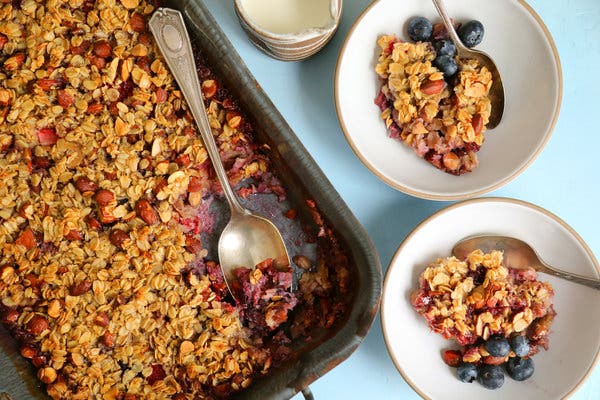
top-left (302, 386), bottom-right (314, 400)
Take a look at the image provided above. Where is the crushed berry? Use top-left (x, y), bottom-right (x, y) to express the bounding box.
top-left (147, 364), bottom-right (166, 385)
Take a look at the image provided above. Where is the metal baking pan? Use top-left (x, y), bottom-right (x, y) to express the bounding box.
top-left (0, 1), bottom-right (382, 399)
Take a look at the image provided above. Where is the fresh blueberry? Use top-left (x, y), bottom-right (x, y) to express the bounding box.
top-left (407, 17), bottom-right (433, 42)
top-left (510, 335), bottom-right (531, 357)
top-left (478, 365), bottom-right (505, 390)
top-left (458, 20), bottom-right (485, 48)
top-left (457, 362), bottom-right (478, 383)
top-left (506, 357), bottom-right (535, 381)
top-left (484, 335), bottom-right (511, 357)
top-left (433, 40), bottom-right (456, 57)
top-left (433, 55), bottom-right (458, 78)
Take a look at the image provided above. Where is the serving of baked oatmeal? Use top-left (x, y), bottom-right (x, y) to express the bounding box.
top-left (411, 249), bottom-right (555, 388)
top-left (374, 31), bottom-right (492, 175)
top-left (0, 0), bottom-right (351, 398)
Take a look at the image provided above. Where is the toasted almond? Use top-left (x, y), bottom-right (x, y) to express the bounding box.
top-left (94, 189), bottom-right (115, 206)
top-left (135, 199), bottom-right (159, 225)
top-left (420, 79), bottom-right (445, 95)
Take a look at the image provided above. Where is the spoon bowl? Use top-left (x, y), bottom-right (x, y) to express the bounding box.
top-left (432, 0), bottom-right (504, 128)
top-left (452, 235), bottom-right (600, 290)
top-left (149, 9), bottom-right (291, 299)
top-left (219, 210), bottom-right (290, 287)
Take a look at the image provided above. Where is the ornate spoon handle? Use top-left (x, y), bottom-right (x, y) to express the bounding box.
top-left (149, 8), bottom-right (245, 215)
top-left (540, 264), bottom-right (600, 290)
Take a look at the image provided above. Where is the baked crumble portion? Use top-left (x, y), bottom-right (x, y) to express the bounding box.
top-left (0, 0), bottom-right (350, 398)
top-left (411, 250), bottom-right (555, 363)
top-left (374, 35), bottom-right (492, 175)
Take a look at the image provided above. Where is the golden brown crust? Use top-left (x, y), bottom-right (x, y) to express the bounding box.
top-left (0, 0), bottom-right (281, 398)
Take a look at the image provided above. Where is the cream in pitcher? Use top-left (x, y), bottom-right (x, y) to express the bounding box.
top-left (238, 0), bottom-right (333, 34)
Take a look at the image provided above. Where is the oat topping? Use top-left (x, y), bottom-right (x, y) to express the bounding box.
top-left (374, 35), bottom-right (492, 174)
top-left (0, 1), bottom-right (350, 398)
top-left (411, 250), bottom-right (555, 351)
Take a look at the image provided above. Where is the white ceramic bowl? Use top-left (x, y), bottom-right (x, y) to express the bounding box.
top-left (335, 0), bottom-right (562, 200)
top-left (234, 0), bottom-right (342, 61)
top-left (381, 197), bottom-right (600, 399)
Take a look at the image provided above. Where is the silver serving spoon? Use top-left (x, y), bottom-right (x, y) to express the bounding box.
top-left (149, 9), bottom-right (291, 299)
top-left (432, 0), bottom-right (505, 129)
top-left (452, 235), bottom-right (600, 290)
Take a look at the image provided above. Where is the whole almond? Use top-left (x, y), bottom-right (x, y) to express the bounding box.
top-left (57, 90), bottom-right (73, 108)
top-left (420, 79), bottom-right (446, 95)
top-left (130, 13), bottom-right (146, 32)
top-left (135, 199), bottom-right (158, 225)
top-left (109, 229), bottom-right (129, 248)
top-left (75, 176), bottom-right (98, 193)
top-left (93, 40), bottom-right (111, 58)
top-left (94, 189), bottom-right (115, 206)
top-left (70, 280), bottom-right (92, 296)
top-left (472, 113), bottom-right (484, 136)
top-left (155, 87), bottom-right (167, 103)
top-left (27, 315), bottom-right (49, 336)
top-left (36, 78), bottom-right (62, 91)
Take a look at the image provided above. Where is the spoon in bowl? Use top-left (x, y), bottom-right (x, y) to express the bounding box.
top-left (431, 0), bottom-right (505, 128)
top-left (452, 235), bottom-right (600, 290)
top-left (149, 9), bottom-right (291, 300)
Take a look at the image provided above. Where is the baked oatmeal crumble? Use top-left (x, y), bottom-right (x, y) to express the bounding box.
top-left (374, 35), bottom-right (492, 174)
top-left (0, 1), bottom-right (350, 398)
top-left (412, 250), bottom-right (555, 360)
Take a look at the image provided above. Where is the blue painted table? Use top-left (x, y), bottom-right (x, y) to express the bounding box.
top-left (203, 1), bottom-right (600, 398)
